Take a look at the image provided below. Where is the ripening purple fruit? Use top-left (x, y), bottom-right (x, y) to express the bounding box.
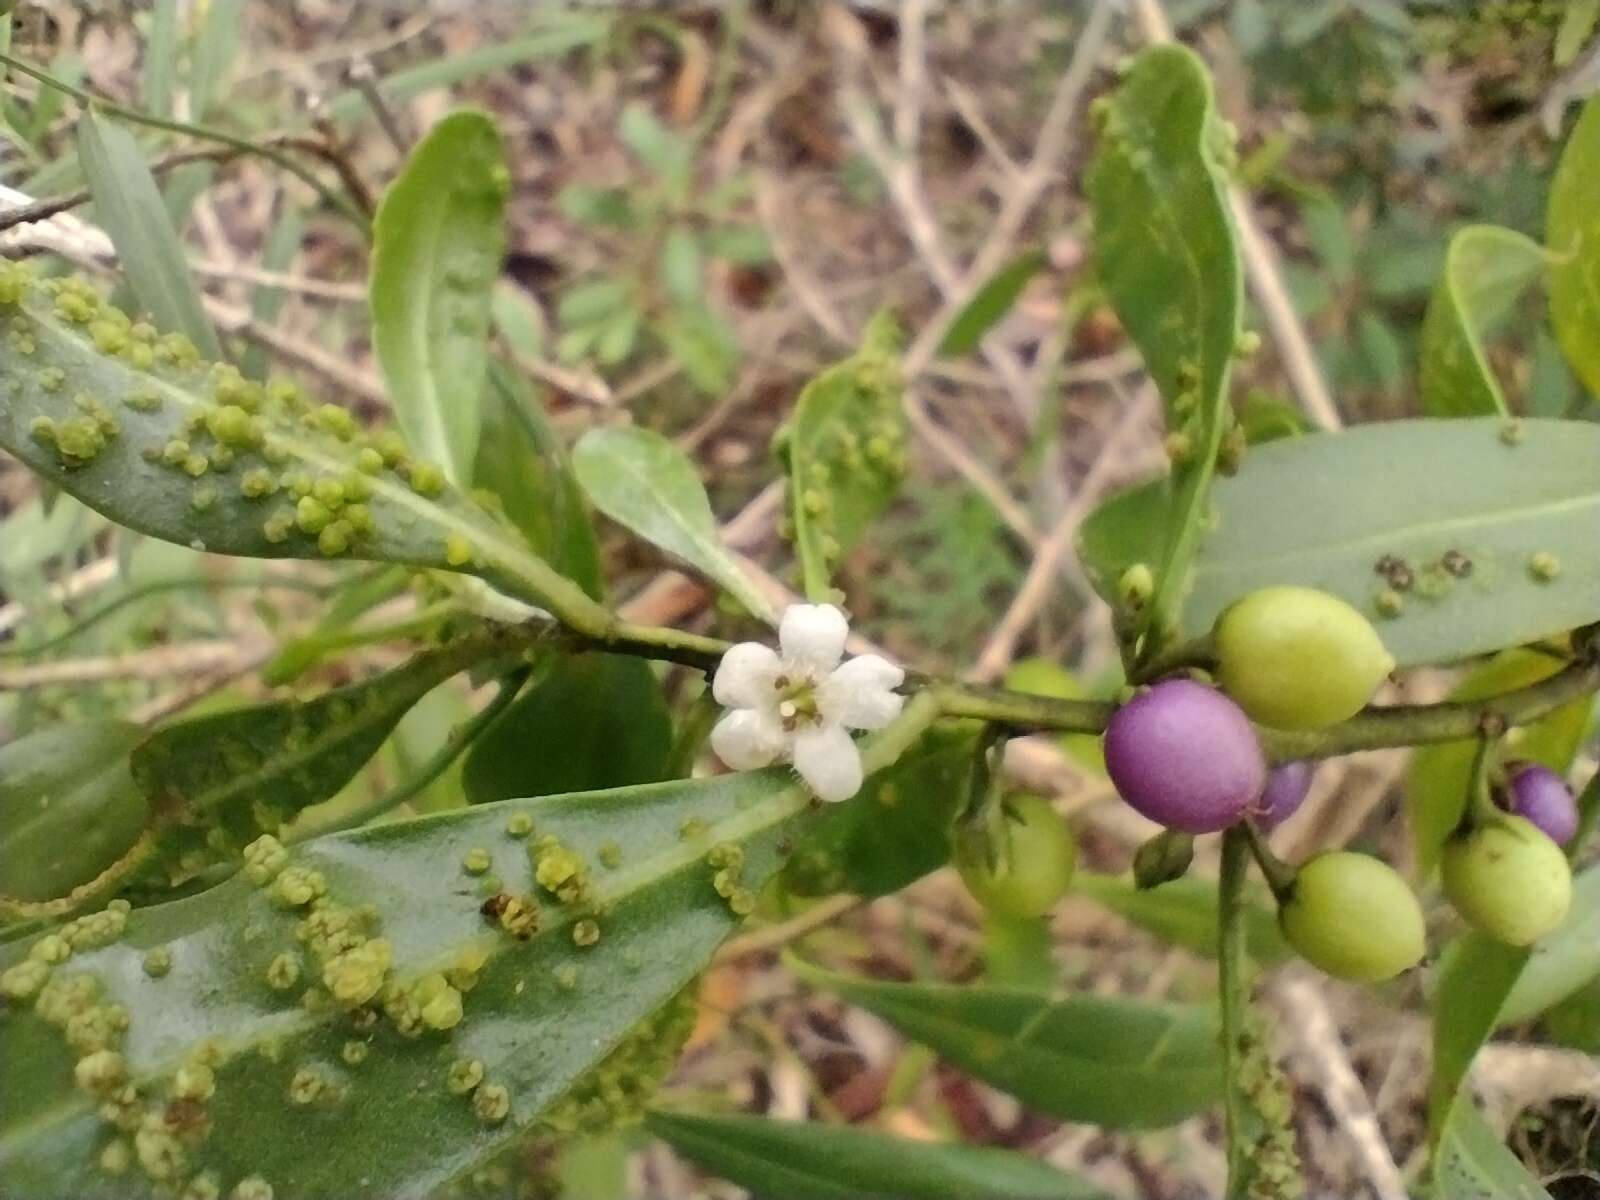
top-left (1498, 762), bottom-right (1578, 846)
top-left (1253, 761), bottom-right (1313, 832)
top-left (1103, 679), bottom-right (1267, 833)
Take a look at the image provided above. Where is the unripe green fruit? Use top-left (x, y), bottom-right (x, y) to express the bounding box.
top-left (955, 795), bottom-right (1078, 919)
top-left (1214, 586), bottom-right (1394, 729)
top-left (1440, 816), bottom-right (1572, 946)
top-left (1279, 852), bottom-right (1425, 982)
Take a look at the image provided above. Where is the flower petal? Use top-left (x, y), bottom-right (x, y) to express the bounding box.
top-left (778, 603), bottom-right (849, 674)
top-left (712, 641), bottom-right (782, 709)
top-left (816, 654), bottom-right (906, 730)
top-left (710, 709), bottom-right (786, 770)
top-left (791, 723), bottom-right (863, 802)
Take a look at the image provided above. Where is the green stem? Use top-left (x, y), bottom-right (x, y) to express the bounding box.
top-left (296, 667), bottom-right (529, 840)
top-left (1218, 825), bottom-right (1254, 1199)
top-left (0, 50), bottom-right (371, 231)
top-left (1129, 632), bottom-right (1218, 684)
top-left (1240, 821), bottom-right (1296, 903)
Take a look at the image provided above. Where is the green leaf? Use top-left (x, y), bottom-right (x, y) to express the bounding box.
top-left (572, 425), bottom-right (775, 621)
top-left (477, 363), bottom-right (604, 600)
top-left (791, 960), bottom-right (1223, 1128)
top-left (1076, 418), bottom-right (1600, 667)
top-left (648, 1110), bottom-right (1110, 1200)
top-left (982, 913), bottom-right (1056, 991)
top-left (1407, 649), bottom-right (1595, 874)
top-left (1498, 864), bottom-right (1600, 1026)
top-left (1085, 43), bottom-right (1242, 649)
top-left (780, 311), bottom-right (906, 600)
top-left (131, 636), bottom-right (499, 870)
top-left (142, 0), bottom-right (179, 118)
top-left (490, 281), bottom-right (547, 362)
top-left (618, 102), bottom-right (691, 194)
top-left (1549, 97), bottom-right (1600, 397)
top-left (462, 654), bottom-right (671, 805)
top-left (0, 723), bottom-right (147, 906)
top-left (1428, 934), bottom-right (1531, 1147)
top-left (1542, 978), bottom-right (1600, 1052)
top-left (1433, 1102), bottom-right (1550, 1200)
top-left (1419, 226), bottom-right (1548, 417)
top-left (781, 726), bottom-right (975, 900)
top-left (1555, 0), bottom-right (1600, 66)
top-left (370, 110), bottom-right (507, 484)
top-left (323, 15), bottom-right (611, 124)
top-left (76, 113), bottom-right (220, 360)
top-left (656, 304), bottom-right (739, 396)
top-left (0, 275), bottom-right (593, 617)
top-left (0, 770), bottom-right (812, 1198)
top-left (187, 0), bottom-right (242, 120)
top-left (939, 249), bottom-right (1047, 357)
top-left (557, 185), bottom-right (636, 229)
top-left (1235, 390), bottom-right (1312, 444)
top-left (660, 226), bottom-right (703, 304)
top-left (1073, 873), bottom-right (1289, 965)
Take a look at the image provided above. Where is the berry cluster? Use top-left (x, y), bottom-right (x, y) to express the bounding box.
top-left (955, 586), bottom-right (1583, 985)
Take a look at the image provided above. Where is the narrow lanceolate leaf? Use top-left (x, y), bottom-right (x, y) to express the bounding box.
top-left (1427, 935), bottom-right (1531, 1150)
top-left (0, 723), bottom-right (147, 906)
top-left (1419, 226), bottom-right (1548, 416)
top-left (0, 771), bottom-right (811, 1199)
top-left (371, 110), bottom-right (509, 484)
top-left (791, 960), bottom-right (1222, 1128)
top-left (476, 362), bottom-right (604, 601)
top-left (461, 653), bottom-right (672, 805)
top-left (1407, 649), bottom-right (1594, 874)
top-left (1432, 1103), bottom-right (1549, 1200)
top-left (1548, 97), bottom-right (1600, 397)
top-left (779, 311), bottom-right (906, 602)
top-left (648, 1110), bottom-right (1111, 1200)
top-left (938, 249), bottom-right (1047, 357)
top-left (1086, 44), bottom-right (1242, 651)
top-left (131, 634), bottom-right (503, 870)
top-left (1077, 419), bottom-right (1600, 667)
top-left (572, 425), bottom-right (775, 622)
top-left (0, 269), bottom-right (600, 622)
top-left (76, 113), bottom-right (220, 359)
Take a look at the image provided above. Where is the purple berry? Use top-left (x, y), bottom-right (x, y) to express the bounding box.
top-left (1500, 762), bottom-right (1578, 846)
top-left (1254, 761), bottom-right (1313, 832)
top-left (1103, 679), bottom-right (1267, 833)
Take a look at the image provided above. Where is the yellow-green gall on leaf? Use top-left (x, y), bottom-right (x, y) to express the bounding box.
top-left (447, 1057), bottom-right (485, 1095)
top-left (1374, 588), bottom-right (1405, 619)
top-left (64, 1004), bottom-right (129, 1053)
top-left (243, 835), bottom-right (288, 885)
top-left (182, 453), bottom-right (209, 478)
top-left (444, 533), bottom-right (474, 567)
top-left (375, 430), bottom-right (408, 466)
top-left (313, 477), bottom-right (347, 508)
top-left (181, 1171), bottom-right (222, 1200)
top-left (314, 404), bottom-right (358, 440)
top-left (231, 1175), bottom-right (274, 1200)
top-left (124, 388), bottom-right (164, 413)
top-left (598, 841), bottom-right (622, 869)
top-left (28, 415), bottom-right (57, 444)
top-left (1117, 562), bottom-right (1155, 609)
top-left (317, 520), bottom-right (353, 557)
top-left (323, 937), bottom-right (392, 1007)
top-left (471, 1082), bottom-right (511, 1124)
top-left (554, 964), bottom-right (579, 990)
top-left (1527, 551), bottom-right (1562, 582)
top-left (265, 952), bottom-right (301, 991)
top-left (357, 446), bottom-right (385, 473)
top-left (98, 1138), bottom-right (133, 1176)
top-left (54, 416), bottom-right (109, 466)
top-left (190, 484), bottom-right (218, 513)
top-left (288, 1067), bottom-right (326, 1105)
top-left (408, 460), bottom-right (446, 497)
top-left (295, 496), bottom-right (332, 535)
top-left (572, 918), bottom-right (601, 947)
top-left (0, 259), bottom-right (32, 304)
top-left (505, 812), bottom-right (534, 838)
top-left (345, 503), bottom-right (375, 536)
top-left (446, 944), bottom-right (490, 992)
top-left (239, 468), bottom-right (278, 499)
top-left (29, 934), bottom-right (72, 964)
top-left (1214, 586), bottom-right (1394, 730)
top-left (533, 841), bottom-right (589, 903)
top-left (273, 867), bottom-right (327, 908)
top-left (171, 1062), bottom-right (215, 1102)
top-left (263, 510), bottom-right (295, 544)
top-left (205, 404), bottom-right (260, 447)
top-left (134, 1122), bottom-right (187, 1181)
top-left (38, 366), bottom-right (67, 392)
top-left (413, 973), bottom-right (464, 1031)
top-left (462, 847), bottom-right (492, 876)
top-left (73, 1049), bottom-right (127, 1095)
top-left (1, 958), bottom-right (52, 1000)
top-left (142, 946), bottom-right (173, 978)
top-left (341, 1040), bottom-right (369, 1066)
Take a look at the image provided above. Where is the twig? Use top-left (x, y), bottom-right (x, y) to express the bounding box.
top-left (0, 638), bottom-right (270, 690)
top-left (970, 384), bottom-right (1161, 681)
top-left (189, 262), bottom-right (368, 302)
top-left (344, 58), bottom-right (409, 155)
top-left (0, 557), bottom-right (119, 638)
top-left (892, 0), bottom-right (932, 155)
top-left (1125, 0), bottom-right (1341, 432)
top-left (716, 894), bottom-right (862, 961)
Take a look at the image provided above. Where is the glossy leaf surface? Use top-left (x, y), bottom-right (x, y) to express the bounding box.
top-left (1078, 419), bottom-right (1600, 666)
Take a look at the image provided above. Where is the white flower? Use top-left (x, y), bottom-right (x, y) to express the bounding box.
top-left (710, 604), bottom-right (906, 802)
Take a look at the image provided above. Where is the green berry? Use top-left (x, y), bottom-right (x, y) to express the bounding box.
top-left (1279, 852), bottom-right (1425, 982)
top-left (1214, 586), bottom-right (1394, 730)
top-left (1441, 816), bottom-right (1572, 946)
top-left (955, 795), bottom-right (1078, 919)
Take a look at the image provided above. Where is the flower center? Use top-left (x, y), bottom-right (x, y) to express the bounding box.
top-left (773, 674), bottom-right (821, 732)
